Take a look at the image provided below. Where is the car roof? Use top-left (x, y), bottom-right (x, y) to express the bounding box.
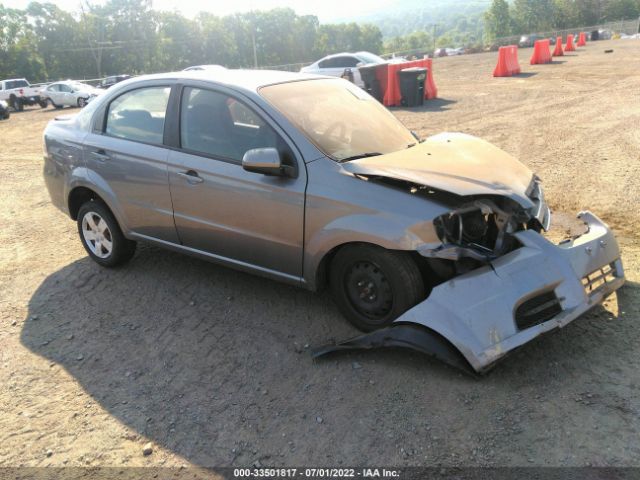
top-left (119, 69), bottom-right (331, 94)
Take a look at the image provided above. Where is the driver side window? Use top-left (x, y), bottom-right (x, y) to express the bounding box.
top-left (179, 87), bottom-right (295, 166)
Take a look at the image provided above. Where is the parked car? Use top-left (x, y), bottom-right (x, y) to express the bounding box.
top-left (183, 65), bottom-right (226, 72)
top-left (0, 100), bottom-right (10, 120)
top-left (42, 81), bottom-right (103, 109)
top-left (42, 71), bottom-right (625, 374)
top-left (435, 47), bottom-right (464, 57)
top-left (301, 51), bottom-right (389, 87)
top-left (98, 75), bottom-right (131, 89)
top-left (0, 78), bottom-right (47, 111)
top-left (518, 34), bottom-right (543, 47)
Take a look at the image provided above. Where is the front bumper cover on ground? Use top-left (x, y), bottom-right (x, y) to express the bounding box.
top-left (314, 211), bottom-right (625, 374)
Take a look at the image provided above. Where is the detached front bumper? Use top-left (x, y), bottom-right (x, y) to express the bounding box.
top-left (315, 212), bottom-right (625, 374)
top-left (399, 211), bottom-right (624, 372)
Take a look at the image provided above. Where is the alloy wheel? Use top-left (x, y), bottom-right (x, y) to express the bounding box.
top-left (81, 211), bottom-right (113, 259)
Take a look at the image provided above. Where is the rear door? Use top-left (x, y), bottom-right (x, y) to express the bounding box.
top-left (166, 85), bottom-right (306, 278)
top-left (46, 84), bottom-right (61, 104)
top-left (58, 84), bottom-right (76, 106)
top-left (84, 84), bottom-right (179, 242)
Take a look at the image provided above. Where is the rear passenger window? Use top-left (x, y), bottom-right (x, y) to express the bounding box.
top-left (180, 87), bottom-right (291, 164)
top-left (105, 87), bottom-right (170, 145)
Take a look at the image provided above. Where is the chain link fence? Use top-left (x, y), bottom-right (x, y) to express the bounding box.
top-left (493, 17), bottom-right (640, 48)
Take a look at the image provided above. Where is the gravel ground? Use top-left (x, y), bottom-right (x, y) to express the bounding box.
top-left (0, 39), bottom-right (639, 472)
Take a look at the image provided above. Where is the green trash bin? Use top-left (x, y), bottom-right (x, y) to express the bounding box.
top-left (358, 63), bottom-right (384, 102)
top-left (398, 67), bottom-right (427, 107)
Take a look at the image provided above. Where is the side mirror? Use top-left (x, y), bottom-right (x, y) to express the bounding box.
top-left (242, 148), bottom-right (292, 177)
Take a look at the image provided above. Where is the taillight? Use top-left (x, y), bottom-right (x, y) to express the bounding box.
top-left (19, 88), bottom-right (24, 95)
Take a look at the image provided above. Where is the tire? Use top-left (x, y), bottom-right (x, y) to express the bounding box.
top-left (10, 96), bottom-right (23, 112)
top-left (77, 97), bottom-right (87, 108)
top-left (77, 201), bottom-right (136, 267)
top-left (329, 244), bottom-right (425, 332)
top-left (39, 100), bottom-right (48, 108)
top-left (50, 99), bottom-right (63, 109)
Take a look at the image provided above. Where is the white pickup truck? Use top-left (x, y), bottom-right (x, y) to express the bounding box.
top-left (0, 78), bottom-right (48, 111)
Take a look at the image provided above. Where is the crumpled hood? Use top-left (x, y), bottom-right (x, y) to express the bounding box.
top-left (342, 132), bottom-right (535, 208)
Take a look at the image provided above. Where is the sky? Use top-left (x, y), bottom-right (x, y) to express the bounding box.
top-left (1, 0), bottom-right (395, 22)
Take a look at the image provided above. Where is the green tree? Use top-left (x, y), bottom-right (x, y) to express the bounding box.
top-left (484, 0), bottom-right (512, 41)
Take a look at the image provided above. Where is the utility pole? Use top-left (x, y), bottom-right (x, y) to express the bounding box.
top-left (431, 23), bottom-right (439, 53)
top-left (252, 27), bottom-right (258, 68)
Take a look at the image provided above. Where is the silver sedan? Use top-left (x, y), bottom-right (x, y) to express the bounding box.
top-left (42, 70), bottom-right (624, 373)
top-left (43, 81), bottom-right (102, 109)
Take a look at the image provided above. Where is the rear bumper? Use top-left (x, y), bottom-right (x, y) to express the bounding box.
top-left (394, 211), bottom-right (625, 373)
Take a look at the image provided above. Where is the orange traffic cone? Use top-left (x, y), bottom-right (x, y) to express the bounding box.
top-left (553, 36), bottom-right (564, 56)
top-left (565, 34), bottom-right (576, 52)
top-left (577, 32), bottom-right (587, 46)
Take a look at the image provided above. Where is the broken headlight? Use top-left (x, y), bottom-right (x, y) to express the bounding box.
top-left (434, 206), bottom-right (499, 253)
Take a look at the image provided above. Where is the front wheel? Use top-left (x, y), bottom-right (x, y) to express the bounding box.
top-left (50, 99), bottom-right (63, 109)
top-left (329, 244), bottom-right (425, 332)
top-left (77, 97), bottom-right (87, 108)
top-left (77, 201), bottom-right (136, 267)
top-left (39, 100), bottom-right (48, 108)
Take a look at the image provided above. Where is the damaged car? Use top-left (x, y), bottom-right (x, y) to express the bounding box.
top-left (42, 71), bottom-right (625, 374)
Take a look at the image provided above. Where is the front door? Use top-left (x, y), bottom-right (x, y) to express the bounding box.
top-left (167, 86), bottom-right (306, 278)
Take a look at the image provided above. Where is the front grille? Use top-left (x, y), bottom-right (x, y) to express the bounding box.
top-left (515, 291), bottom-right (562, 330)
top-left (582, 263), bottom-right (617, 296)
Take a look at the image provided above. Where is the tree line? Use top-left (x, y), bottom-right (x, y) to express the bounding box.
top-left (0, 0), bottom-right (383, 82)
top-left (484, 0), bottom-right (640, 40)
top-left (2, 0), bottom-right (639, 83)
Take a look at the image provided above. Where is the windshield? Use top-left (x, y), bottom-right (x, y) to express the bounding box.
top-left (260, 79), bottom-right (416, 161)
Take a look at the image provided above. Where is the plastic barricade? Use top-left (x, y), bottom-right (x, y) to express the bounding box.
top-left (493, 45), bottom-right (521, 77)
top-left (552, 36), bottom-right (564, 56)
top-left (383, 59), bottom-right (437, 107)
top-left (530, 39), bottom-right (552, 65)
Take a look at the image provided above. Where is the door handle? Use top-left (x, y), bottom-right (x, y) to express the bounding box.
top-left (177, 170), bottom-right (204, 184)
top-left (90, 149), bottom-right (110, 162)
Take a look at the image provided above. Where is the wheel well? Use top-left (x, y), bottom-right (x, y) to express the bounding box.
top-left (68, 187), bottom-right (105, 220)
top-left (314, 241), bottom-right (438, 292)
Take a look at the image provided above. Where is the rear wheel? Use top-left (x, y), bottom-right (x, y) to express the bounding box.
top-left (329, 244), bottom-right (425, 332)
top-left (10, 96), bottom-right (23, 112)
top-left (77, 201), bottom-right (136, 267)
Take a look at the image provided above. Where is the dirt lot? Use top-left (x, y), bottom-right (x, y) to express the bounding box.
top-left (1, 39), bottom-right (639, 471)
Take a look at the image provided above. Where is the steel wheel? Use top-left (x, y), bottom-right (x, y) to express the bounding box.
top-left (344, 260), bottom-right (394, 321)
top-left (81, 211), bottom-right (113, 259)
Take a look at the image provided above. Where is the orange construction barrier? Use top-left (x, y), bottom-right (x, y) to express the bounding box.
top-left (530, 39), bottom-right (552, 65)
top-left (552, 36), bottom-right (564, 56)
top-left (493, 45), bottom-right (521, 77)
top-left (383, 59), bottom-right (437, 106)
top-left (565, 34), bottom-right (576, 51)
top-left (577, 32), bottom-right (587, 46)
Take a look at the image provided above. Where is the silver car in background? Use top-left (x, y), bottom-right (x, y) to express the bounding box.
top-left (42, 70), bottom-right (625, 373)
top-left (43, 81), bottom-right (103, 109)
top-left (300, 51), bottom-right (392, 87)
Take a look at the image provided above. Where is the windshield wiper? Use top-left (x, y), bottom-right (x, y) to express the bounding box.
top-left (338, 152), bottom-right (383, 163)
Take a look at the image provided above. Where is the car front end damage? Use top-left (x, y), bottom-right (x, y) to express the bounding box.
top-left (314, 134), bottom-right (625, 374)
top-left (316, 209), bottom-right (624, 374)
